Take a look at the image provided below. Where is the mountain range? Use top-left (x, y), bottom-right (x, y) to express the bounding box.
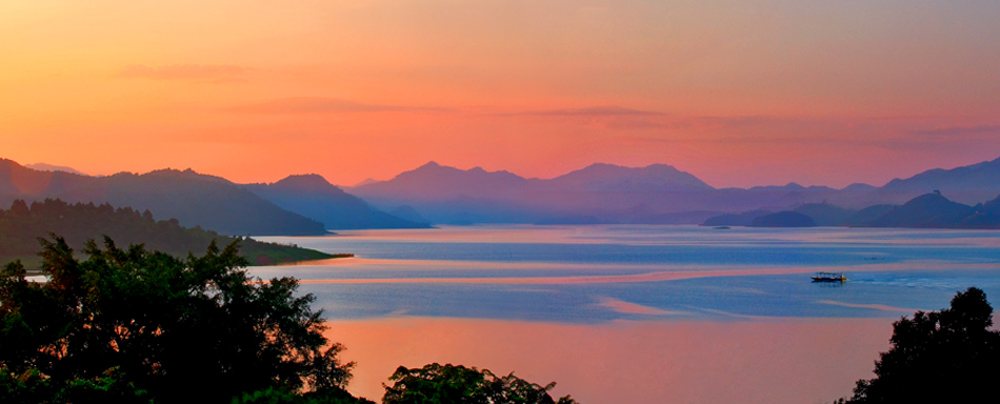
top-left (715, 191), bottom-right (1000, 229)
top-left (350, 157), bottom-right (1000, 225)
top-left (243, 174), bottom-right (429, 229)
top-left (0, 159), bottom-right (420, 236)
top-left (7, 154), bottom-right (1000, 231)
top-left (350, 162), bottom-right (723, 224)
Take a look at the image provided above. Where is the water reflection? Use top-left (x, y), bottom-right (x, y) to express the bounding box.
top-left (254, 225), bottom-right (1000, 403)
top-left (327, 317), bottom-right (891, 404)
top-left (254, 225), bottom-right (1000, 321)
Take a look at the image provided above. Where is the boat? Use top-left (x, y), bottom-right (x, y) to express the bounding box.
top-left (811, 272), bottom-right (847, 283)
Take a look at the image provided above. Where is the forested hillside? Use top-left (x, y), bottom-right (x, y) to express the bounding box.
top-left (0, 199), bottom-right (337, 267)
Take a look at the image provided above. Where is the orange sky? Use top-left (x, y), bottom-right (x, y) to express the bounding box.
top-left (2, 0), bottom-right (999, 188)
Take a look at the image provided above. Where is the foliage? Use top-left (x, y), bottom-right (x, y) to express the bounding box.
top-left (0, 235), bottom-right (354, 403)
top-left (232, 386), bottom-right (375, 404)
top-left (382, 363), bottom-right (577, 404)
top-left (0, 366), bottom-right (152, 404)
top-left (843, 287), bottom-right (1000, 403)
top-left (0, 198), bottom-right (334, 266)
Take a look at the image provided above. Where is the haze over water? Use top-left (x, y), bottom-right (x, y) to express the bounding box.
top-left (256, 225), bottom-right (1000, 403)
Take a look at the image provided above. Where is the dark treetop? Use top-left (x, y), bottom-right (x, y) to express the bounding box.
top-left (0, 237), bottom-right (356, 403)
top-left (841, 287), bottom-right (1000, 403)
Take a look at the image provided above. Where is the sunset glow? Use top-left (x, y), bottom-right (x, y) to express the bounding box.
top-left (3, 0), bottom-right (999, 187)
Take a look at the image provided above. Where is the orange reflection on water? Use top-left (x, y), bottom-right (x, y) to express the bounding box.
top-left (325, 317), bottom-right (891, 404)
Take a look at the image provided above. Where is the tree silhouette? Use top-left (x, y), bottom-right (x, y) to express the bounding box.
top-left (844, 287), bottom-right (1000, 403)
top-left (382, 363), bottom-right (577, 404)
top-left (0, 235), bottom-right (356, 403)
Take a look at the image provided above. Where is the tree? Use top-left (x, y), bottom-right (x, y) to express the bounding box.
top-left (382, 363), bottom-right (577, 404)
top-left (844, 287), bottom-right (1000, 403)
top-left (0, 235), bottom-right (356, 403)
top-left (0, 198), bottom-right (334, 266)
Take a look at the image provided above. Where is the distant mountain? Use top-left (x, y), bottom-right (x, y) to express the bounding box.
top-left (352, 178), bottom-right (378, 187)
top-left (352, 156), bottom-right (1000, 225)
top-left (842, 204), bottom-right (897, 226)
top-left (704, 192), bottom-right (1000, 229)
top-left (841, 183), bottom-right (877, 192)
top-left (702, 210), bottom-right (773, 226)
top-left (389, 205), bottom-right (429, 224)
top-left (866, 192), bottom-right (977, 228)
top-left (352, 162), bottom-right (725, 224)
top-left (856, 192), bottom-right (1000, 229)
top-left (24, 162), bottom-right (88, 176)
top-left (871, 157), bottom-right (1000, 205)
top-left (243, 174), bottom-right (429, 230)
top-left (792, 203), bottom-right (857, 226)
top-left (547, 163), bottom-right (712, 191)
top-left (0, 159), bottom-right (325, 236)
top-left (749, 211), bottom-right (817, 227)
top-left (702, 203), bottom-right (855, 227)
top-left (355, 161), bottom-right (533, 201)
top-left (960, 195), bottom-right (1000, 228)
top-left (747, 183), bottom-right (806, 192)
top-left (352, 161), bottom-right (885, 225)
top-left (13, 154), bottom-right (1000, 228)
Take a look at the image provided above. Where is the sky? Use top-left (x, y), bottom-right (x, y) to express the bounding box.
top-left (2, 0), bottom-right (999, 188)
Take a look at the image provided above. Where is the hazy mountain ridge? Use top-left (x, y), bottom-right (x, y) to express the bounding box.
top-left (749, 211), bottom-right (817, 227)
top-left (355, 161), bottom-right (535, 201)
top-left (704, 191), bottom-right (1000, 229)
top-left (547, 163), bottom-right (712, 191)
top-left (352, 162), bottom-right (732, 224)
top-left (243, 174), bottom-right (430, 230)
top-left (10, 155), bottom-right (1000, 229)
top-left (24, 162), bottom-right (89, 176)
top-left (352, 157), bottom-right (1000, 225)
top-left (869, 156), bottom-right (1000, 205)
top-left (349, 163), bottom-right (856, 224)
top-left (0, 159), bottom-right (325, 236)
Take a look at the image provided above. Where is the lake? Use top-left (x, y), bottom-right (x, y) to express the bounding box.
top-left (256, 225), bottom-right (1000, 403)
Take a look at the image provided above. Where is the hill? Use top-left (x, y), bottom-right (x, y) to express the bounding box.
top-left (352, 161), bottom-right (899, 225)
top-left (792, 203), bottom-right (857, 226)
top-left (0, 198), bottom-right (338, 268)
top-left (547, 163), bottom-right (712, 191)
top-left (243, 174), bottom-right (430, 229)
top-left (842, 204), bottom-right (898, 226)
top-left (959, 195), bottom-right (1000, 228)
top-left (354, 161), bottom-right (534, 201)
top-left (352, 162), bottom-right (726, 224)
top-left (865, 191), bottom-right (977, 228)
top-left (351, 156), bottom-right (1000, 225)
top-left (0, 159), bottom-right (326, 236)
top-left (24, 162), bottom-right (89, 176)
top-left (872, 157), bottom-right (1000, 205)
top-left (702, 210), bottom-right (773, 226)
top-left (749, 211), bottom-right (818, 227)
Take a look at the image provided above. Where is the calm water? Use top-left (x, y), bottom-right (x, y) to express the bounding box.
top-left (257, 225), bottom-right (1000, 322)
top-left (255, 225), bottom-right (1000, 403)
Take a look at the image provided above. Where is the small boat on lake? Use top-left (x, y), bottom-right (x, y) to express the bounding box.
top-left (811, 272), bottom-right (847, 283)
